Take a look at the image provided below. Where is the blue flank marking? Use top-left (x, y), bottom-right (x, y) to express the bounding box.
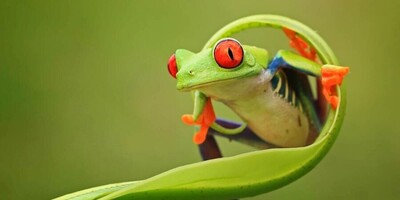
top-left (268, 53), bottom-right (311, 75)
top-left (268, 52), bottom-right (320, 130)
top-left (271, 75), bottom-right (279, 89)
top-left (267, 56), bottom-right (288, 75)
top-left (287, 87), bottom-right (293, 103)
top-left (278, 74), bottom-right (286, 96)
top-left (271, 72), bottom-right (298, 107)
top-left (268, 55), bottom-right (299, 108)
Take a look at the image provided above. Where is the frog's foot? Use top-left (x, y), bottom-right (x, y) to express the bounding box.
top-left (283, 28), bottom-right (317, 61)
top-left (181, 98), bottom-right (216, 144)
top-left (321, 65), bottom-right (349, 109)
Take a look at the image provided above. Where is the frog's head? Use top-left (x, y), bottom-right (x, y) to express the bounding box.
top-left (168, 38), bottom-right (269, 91)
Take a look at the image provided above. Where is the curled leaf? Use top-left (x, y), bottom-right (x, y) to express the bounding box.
top-left (56, 15), bottom-right (347, 200)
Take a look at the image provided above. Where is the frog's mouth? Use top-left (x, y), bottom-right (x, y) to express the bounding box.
top-left (177, 79), bottom-right (229, 92)
top-left (177, 73), bottom-right (254, 92)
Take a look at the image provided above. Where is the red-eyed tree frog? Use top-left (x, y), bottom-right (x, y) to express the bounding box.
top-left (168, 29), bottom-right (348, 160)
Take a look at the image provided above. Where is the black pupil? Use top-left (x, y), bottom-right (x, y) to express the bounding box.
top-left (227, 48), bottom-right (234, 60)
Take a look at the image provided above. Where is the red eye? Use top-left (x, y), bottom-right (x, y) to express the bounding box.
top-left (167, 54), bottom-right (178, 78)
top-left (213, 39), bottom-right (243, 69)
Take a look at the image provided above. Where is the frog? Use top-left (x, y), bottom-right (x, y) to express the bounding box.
top-left (168, 32), bottom-right (348, 160)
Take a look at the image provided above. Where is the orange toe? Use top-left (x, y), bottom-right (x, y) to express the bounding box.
top-left (181, 114), bottom-right (197, 125)
top-left (283, 28), bottom-right (317, 61)
top-left (321, 66), bottom-right (349, 110)
top-left (193, 125), bottom-right (209, 144)
top-left (181, 98), bottom-right (216, 144)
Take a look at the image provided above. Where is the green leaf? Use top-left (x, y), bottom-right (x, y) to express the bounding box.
top-left (56, 15), bottom-right (347, 200)
top-left (54, 181), bottom-right (139, 200)
top-left (96, 91), bottom-right (344, 200)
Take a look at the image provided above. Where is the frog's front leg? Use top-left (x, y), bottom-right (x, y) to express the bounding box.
top-left (181, 94), bottom-right (216, 144)
top-left (182, 90), bottom-right (248, 145)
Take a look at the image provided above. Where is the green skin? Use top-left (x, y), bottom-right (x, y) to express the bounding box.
top-left (175, 44), bottom-right (322, 147)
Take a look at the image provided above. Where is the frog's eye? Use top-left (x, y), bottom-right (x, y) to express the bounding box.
top-left (213, 39), bottom-right (244, 69)
top-left (167, 54), bottom-right (178, 78)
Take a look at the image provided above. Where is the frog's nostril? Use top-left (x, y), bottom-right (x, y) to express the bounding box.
top-left (188, 70), bottom-right (195, 75)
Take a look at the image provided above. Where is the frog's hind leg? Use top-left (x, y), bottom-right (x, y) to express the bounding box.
top-left (198, 134), bottom-right (222, 160)
top-left (198, 118), bottom-right (278, 161)
top-left (210, 118), bottom-right (278, 149)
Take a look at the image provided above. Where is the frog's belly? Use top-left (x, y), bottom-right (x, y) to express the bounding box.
top-left (228, 93), bottom-right (310, 148)
top-left (248, 104), bottom-right (309, 147)
top-left (197, 70), bottom-right (309, 147)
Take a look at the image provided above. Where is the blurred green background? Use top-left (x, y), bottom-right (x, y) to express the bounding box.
top-left (1, 0), bottom-right (399, 199)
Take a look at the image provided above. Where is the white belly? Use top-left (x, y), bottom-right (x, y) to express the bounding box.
top-left (238, 91), bottom-right (309, 147)
top-left (198, 70), bottom-right (309, 147)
